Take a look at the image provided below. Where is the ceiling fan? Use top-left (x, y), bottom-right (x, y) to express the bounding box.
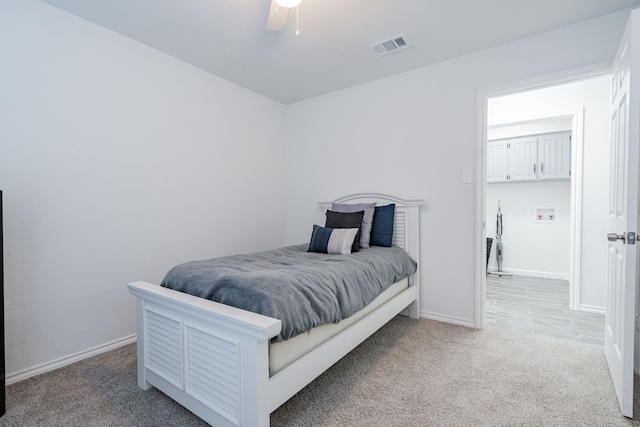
top-left (266, 0), bottom-right (301, 31)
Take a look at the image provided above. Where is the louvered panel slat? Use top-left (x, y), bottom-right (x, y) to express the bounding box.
top-left (190, 376), bottom-right (238, 410)
top-left (189, 352), bottom-right (238, 389)
top-left (147, 338), bottom-right (181, 362)
top-left (192, 337), bottom-right (237, 362)
top-left (188, 328), bottom-right (239, 389)
top-left (147, 317), bottom-right (181, 356)
top-left (185, 325), bottom-right (241, 425)
top-left (190, 360), bottom-right (237, 393)
top-left (147, 316), bottom-right (180, 336)
top-left (144, 308), bottom-right (183, 388)
top-left (146, 343), bottom-right (182, 369)
top-left (147, 324), bottom-right (181, 354)
top-left (147, 314), bottom-right (176, 327)
top-left (189, 349), bottom-right (238, 382)
top-left (392, 211), bottom-right (407, 250)
top-left (146, 345), bottom-right (181, 374)
top-left (188, 360), bottom-right (237, 394)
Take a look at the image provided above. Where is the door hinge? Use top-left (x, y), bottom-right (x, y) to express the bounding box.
top-left (636, 315), bottom-right (640, 331)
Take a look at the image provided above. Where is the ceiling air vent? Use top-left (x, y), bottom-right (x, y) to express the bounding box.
top-left (369, 34), bottom-right (412, 57)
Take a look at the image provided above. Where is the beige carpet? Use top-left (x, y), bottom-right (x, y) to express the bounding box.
top-left (1, 317), bottom-right (639, 426)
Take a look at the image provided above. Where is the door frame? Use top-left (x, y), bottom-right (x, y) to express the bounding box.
top-left (475, 63), bottom-right (611, 328)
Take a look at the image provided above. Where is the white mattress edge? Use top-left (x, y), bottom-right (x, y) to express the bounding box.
top-left (269, 278), bottom-right (409, 375)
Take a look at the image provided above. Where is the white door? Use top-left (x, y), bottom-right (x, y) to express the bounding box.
top-left (605, 9), bottom-right (639, 418)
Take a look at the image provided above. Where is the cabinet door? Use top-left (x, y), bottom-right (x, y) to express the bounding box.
top-left (487, 140), bottom-right (508, 182)
top-left (508, 136), bottom-right (538, 181)
top-left (538, 131), bottom-right (571, 180)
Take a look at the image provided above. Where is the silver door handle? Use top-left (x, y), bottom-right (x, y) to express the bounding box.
top-left (608, 232), bottom-right (637, 244)
top-left (608, 233), bottom-right (626, 242)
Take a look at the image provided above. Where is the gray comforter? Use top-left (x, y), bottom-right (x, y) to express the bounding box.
top-left (161, 244), bottom-right (417, 341)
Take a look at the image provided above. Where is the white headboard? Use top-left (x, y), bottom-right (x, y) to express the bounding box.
top-left (318, 192), bottom-right (424, 290)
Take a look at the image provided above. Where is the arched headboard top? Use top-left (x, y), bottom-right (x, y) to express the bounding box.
top-left (318, 192), bottom-right (424, 209)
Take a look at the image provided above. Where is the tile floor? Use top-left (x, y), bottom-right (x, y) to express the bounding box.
top-left (486, 274), bottom-right (605, 346)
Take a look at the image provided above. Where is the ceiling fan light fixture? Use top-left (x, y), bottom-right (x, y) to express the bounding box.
top-left (275, 0), bottom-right (301, 8)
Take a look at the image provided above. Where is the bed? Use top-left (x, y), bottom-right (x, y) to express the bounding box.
top-left (127, 193), bottom-right (423, 427)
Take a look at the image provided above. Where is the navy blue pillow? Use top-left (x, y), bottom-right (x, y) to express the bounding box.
top-left (308, 224), bottom-right (333, 253)
top-left (370, 204), bottom-right (395, 247)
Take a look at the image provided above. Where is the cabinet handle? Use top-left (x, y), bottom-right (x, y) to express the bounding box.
top-left (533, 163), bottom-right (536, 174)
top-left (541, 163), bottom-right (544, 173)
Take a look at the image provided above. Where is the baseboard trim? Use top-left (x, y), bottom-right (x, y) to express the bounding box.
top-left (6, 304), bottom-right (555, 384)
top-left (6, 334), bottom-right (137, 385)
top-left (4, 309), bottom-right (499, 385)
top-left (487, 268), bottom-right (569, 281)
top-left (421, 311), bottom-right (476, 328)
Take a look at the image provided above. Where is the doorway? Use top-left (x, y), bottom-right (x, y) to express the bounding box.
top-left (476, 72), bottom-right (612, 344)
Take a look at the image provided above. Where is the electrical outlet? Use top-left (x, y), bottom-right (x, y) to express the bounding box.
top-left (462, 170), bottom-right (472, 184)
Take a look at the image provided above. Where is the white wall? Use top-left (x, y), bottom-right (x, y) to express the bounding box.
top-left (284, 12), bottom-right (628, 325)
top-left (0, 0), bottom-right (287, 378)
top-left (488, 76), bottom-right (611, 310)
top-left (486, 181), bottom-right (571, 278)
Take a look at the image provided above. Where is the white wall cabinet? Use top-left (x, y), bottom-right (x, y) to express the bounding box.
top-left (537, 132), bottom-right (572, 180)
top-left (508, 136), bottom-right (538, 181)
top-left (487, 131), bottom-right (571, 183)
top-left (487, 140), bottom-right (508, 182)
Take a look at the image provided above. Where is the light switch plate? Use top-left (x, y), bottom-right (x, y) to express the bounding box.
top-left (462, 170), bottom-right (472, 184)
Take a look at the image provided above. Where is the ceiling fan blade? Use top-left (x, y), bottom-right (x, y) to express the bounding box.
top-left (266, 0), bottom-right (289, 31)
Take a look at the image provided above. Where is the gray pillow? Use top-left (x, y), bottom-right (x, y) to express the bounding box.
top-left (331, 202), bottom-right (377, 249)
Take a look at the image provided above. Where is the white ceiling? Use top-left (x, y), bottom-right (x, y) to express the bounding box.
top-left (41, 0), bottom-right (640, 104)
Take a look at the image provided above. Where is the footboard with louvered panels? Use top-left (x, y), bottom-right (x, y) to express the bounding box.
top-left (128, 193), bottom-right (424, 427)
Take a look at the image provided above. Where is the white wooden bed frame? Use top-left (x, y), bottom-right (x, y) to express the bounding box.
top-left (127, 193), bottom-right (423, 426)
